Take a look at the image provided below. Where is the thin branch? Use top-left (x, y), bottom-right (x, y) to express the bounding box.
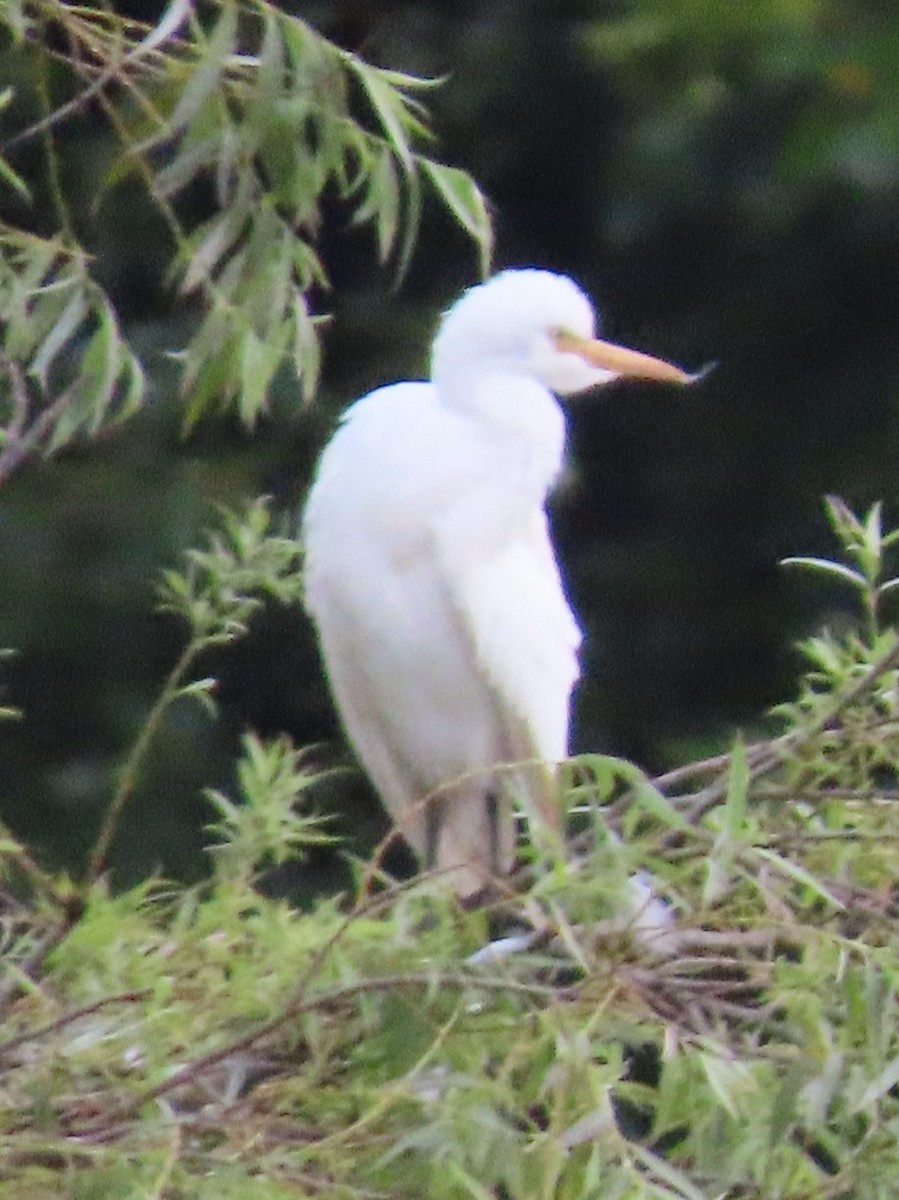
top-left (666, 633), bottom-right (899, 836)
top-left (70, 969), bottom-right (574, 1134)
top-left (649, 742), bottom-right (770, 792)
top-left (0, 989), bottom-right (149, 1061)
top-left (87, 638), bottom-right (200, 880)
top-left (753, 785), bottom-right (899, 803)
top-left (2, 353), bottom-right (29, 441)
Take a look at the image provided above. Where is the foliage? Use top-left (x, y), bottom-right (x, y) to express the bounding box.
top-left (2, 498), bottom-right (899, 1197)
top-left (88, 496), bottom-right (305, 879)
top-left (0, 0), bottom-right (492, 461)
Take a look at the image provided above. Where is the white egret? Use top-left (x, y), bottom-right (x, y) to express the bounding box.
top-left (303, 269), bottom-right (696, 897)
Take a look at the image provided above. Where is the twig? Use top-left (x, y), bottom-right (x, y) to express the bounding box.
top-left (649, 743), bottom-right (770, 793)
top-left (757, 829), bottom-right (899, 848)
top-left (0, 989), bottom-right (149, 1061)
top-left (70, 969), bottom-right (574, 1134)
top-left (64, 875), bottom-right (500, 1133)
top-left (665, 633), bottom-right (899, 837)
top-left (88, 639), bottom-right (199, 880)
top-left (753, 786), bottom-right (899, 803)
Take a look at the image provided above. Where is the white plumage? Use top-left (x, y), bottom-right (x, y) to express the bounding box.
top-left (302, 269), bottom-right (693, 895)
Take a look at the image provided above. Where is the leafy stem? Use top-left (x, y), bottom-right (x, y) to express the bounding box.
top-left (86, 498), bottom-right (305, 883)
top-left (782, 495), bottom-right (899, 646)
top-left (87, 638), bottom-right (202, 881)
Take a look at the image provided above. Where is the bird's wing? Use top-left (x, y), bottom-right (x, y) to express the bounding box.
top-left (305, 548), bottom-right (521, 896)
top-left (305, 602), bottom-right (429, 858)
top-left (436, 507), bottom-right (582, 834)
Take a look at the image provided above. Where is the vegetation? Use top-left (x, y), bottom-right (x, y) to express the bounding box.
top-left (0, 0), bottom-right (490, 461)
top-left (3, 496), bottom-right (899, 1197)
top-left (3, 2), bottom-right (899, 1197)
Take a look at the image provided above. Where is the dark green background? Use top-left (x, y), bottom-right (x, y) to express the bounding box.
top-left (3, 0), bottom-right (899, 887)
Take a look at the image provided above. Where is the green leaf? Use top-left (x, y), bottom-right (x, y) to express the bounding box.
top-left (722, 736), bottom-right (748, 838)
top-left (168, 1), bottom-right (238, 133)
top-left (291, 290), bottom-right (322, 403)
top-left (116, 351), bottom-right (146, 423)
top-left (131, 0), bottom-right (192, 60)
top-left (704, 737), bottom-right (749, 905)
top-left (151, 133), bottom-right (222, 199)
top-left (394, 162), bottom-right (422, 283)
top-left (754, 847), bottom-right (847, 907)
top-left (630, 1143), bottom-right (713, 1200)
top-left (864, 500), bottom-right (883, 557)
top-left (850, 1050), bottom-right (899, 1112)
top-left (180, 337), bottom-right (235, 431)
top-left (0, 152), bottom-right (30, 201)
top-left (632, 778), bottom-right (694, 833)
top-left (781, 556), bottom-right (868, 589)
top-left (180, 206), bottom-right (249, 295)
top-left (238, 327), bottom-right (283, 426)
top-left (0, 0), bottom-right (28, 42)
top-left (81, 306), bottom-right (120, 430)
top-left (421, 158), bottom-right (494, 276)
top-left (177, 676), bottom-right (218, 703)
top-left (352, 60), bottom-right (417, 173)
top-left (373, 150), bottom-right (401, 263)
top-left (254, 7), bottom-right (285, 108)
top-left (29, 289), bottom-right (89, 388)
top-left (444, 1162), bottom-right (497, 1200)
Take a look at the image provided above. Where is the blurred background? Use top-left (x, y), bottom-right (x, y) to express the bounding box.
top-left (3, 0), bottom-right (899, 890)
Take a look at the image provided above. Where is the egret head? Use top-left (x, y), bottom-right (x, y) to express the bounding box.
top-left (431, 268), bottom-right (695, 397)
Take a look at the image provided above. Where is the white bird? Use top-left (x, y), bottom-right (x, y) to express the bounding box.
top-left (302, 269), bottom-right (696, 897)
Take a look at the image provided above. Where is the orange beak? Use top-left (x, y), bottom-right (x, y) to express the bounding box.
top-left (553, 330), bottom-right (699, 385)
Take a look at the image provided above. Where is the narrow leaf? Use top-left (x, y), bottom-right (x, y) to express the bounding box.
top-left (291, 291), bottom-right (322, 403)
top-left (29, 289), bottom-right (89, 388)
top-left (0, 1), bottom-right (27, 42)
top-left (131, 0), bottom-right (192, 59)
top-left (352, 61), bottom-right (415, 172)
top-left (83, 305), bottom-right (121, 431)
top-left (373, 150), bottom-right (400, 262)
top-left (394, 163), bottom-right (421, 283)
top-left (0, 153), bottom-right (30, 201)
top-left (238, 328), bottom-right (281, 425)
top-left (169, 2), bottom-right (237, 133)
top-left (851, 1051), bottom-right (899, 1113)
top-left (181, 207), bottom-right (248, 294)
top-left (722, 736), bottom-right (748, 838)
top-left (630, 1143), bottom-right (712, 1200)
top-left (781, 557), bottom-right (868, 589)
top-left (754, 847), bottom-right (846, 907)
top-left (421, 158), bottom-right (494, 276)
top-left (632, 779), bottom-right (693, 833)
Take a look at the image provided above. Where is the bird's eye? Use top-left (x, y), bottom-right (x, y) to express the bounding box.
top-left (550, 327), bottom-right (577, 351)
